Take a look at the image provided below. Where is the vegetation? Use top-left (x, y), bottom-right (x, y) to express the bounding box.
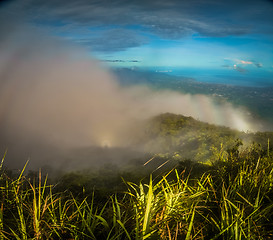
top-left (142, 113), bottom-right (273, 163)
top-left (1, 138), bottom-right (273, 239)
top-left (1, 113), bottom-right (273, 239)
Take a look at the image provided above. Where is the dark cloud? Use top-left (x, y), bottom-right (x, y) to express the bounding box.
top-left (1, 0), bottom-right (273, 51)
top-left (222, 64), bottom-right (232, 68)
top-left (102, 59), bottom-right (140, 63)
top-left (74, 28), bottom-right (148, 52)
top-left (255, 63), bottom-right (263, 68)
top-left (0, 0), bottom-right (14, 7)
top-left (252, 62), bottom-right (263, 68)
top-left (234, 66), bottom-right (247, 73)
top-left (221, 64), bottom-right (247, 72)
top-left (103, 60), bottom-right (126, 63)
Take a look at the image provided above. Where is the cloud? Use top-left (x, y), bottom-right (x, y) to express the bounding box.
top-left (239, 60), bottom-right (253, 65)
top-left (2, 0), bottom-right (273, 52)
top-left (103, 60), bottom-right (126, 63)
top-left (75, 28), bottom-right (149, 52)
top-left (237, 59), bottom-right (263, 68)
top-left (102, 59), bottom-right (140, 63)
top-left (222, 64), bottom-right (232, 68)
top-left (237, 60), bottom-right (263, 68)
top-left (233, 64), bottom-right (247, 72)
top-left (222, 58), bottom-right (263, 72)
top-left (255, 63), bottom-right (263, 68)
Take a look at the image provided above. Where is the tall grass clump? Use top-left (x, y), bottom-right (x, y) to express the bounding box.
top-left (207, 141), bottom-right (273, 239)
top-left (0, 140), bottom-right (273, 239)
top-left (124, 171), bottom-right (210, 239)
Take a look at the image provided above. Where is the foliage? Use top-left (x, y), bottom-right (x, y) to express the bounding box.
top-left (1, 141), bottom-right (273, 239)
top-left (142, 113), bottom-right (273, 163)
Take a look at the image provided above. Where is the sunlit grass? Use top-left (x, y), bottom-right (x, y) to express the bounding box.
top-left (0, 142), bottom-right (273, 239)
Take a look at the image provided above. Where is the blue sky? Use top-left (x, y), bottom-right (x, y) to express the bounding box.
top-left (1, 0), bottom-right (273, 82)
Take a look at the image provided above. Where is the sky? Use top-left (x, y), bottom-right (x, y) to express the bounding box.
top-left (1, 0), bottom-right (273, 76)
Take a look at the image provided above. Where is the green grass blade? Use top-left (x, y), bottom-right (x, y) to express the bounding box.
top-left (142, 175), bottom-right (154, 235)
top-left (185, 206), bottom-right (196, 240)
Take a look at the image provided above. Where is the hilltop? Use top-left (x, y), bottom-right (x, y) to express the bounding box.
top-left (139, 113), bottom-right (273, 163)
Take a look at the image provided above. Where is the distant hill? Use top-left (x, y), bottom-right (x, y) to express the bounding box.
top-left (139, 113), bottom-right (273, 163)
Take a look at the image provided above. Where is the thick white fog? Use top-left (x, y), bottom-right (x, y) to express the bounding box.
top-left (0, 18), bottom-right (259, 169)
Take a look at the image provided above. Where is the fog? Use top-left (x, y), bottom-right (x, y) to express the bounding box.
top-left (0, 19), bottom-right (260, 170)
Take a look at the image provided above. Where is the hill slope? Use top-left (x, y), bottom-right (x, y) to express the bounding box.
top-left (140, 113), bottom-right (273, 163)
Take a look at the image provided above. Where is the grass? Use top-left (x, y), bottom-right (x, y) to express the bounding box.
top-left (0, 142), bottom-right (273, 239)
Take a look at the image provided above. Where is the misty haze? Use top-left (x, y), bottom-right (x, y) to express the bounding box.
top-left (0, 1), bottom-right (273, 239)
top-left (0, 17), bottom-right (268, 170)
